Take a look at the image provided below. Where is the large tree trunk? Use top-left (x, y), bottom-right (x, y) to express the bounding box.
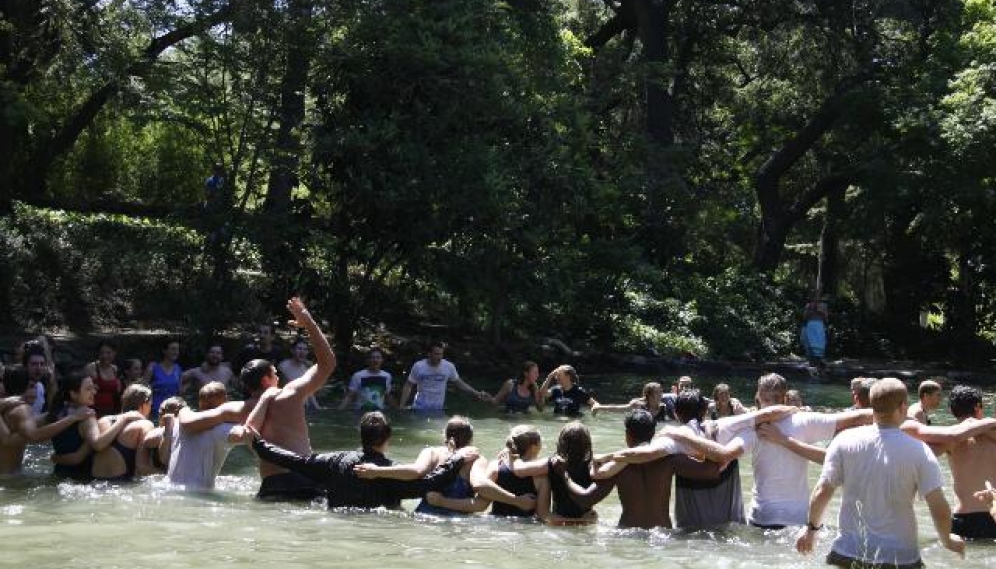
top-left (258, 0), bottom-right (315, 306)
top-left (817, 185), bottom-right (846, 299)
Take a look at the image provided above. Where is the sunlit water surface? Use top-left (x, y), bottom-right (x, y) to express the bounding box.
top-left (3, 374), bottom-right (995, 568)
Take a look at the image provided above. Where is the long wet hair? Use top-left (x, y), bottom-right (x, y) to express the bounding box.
top-left (504, 425), bottom-right (542, 461)
top-left (47, 374), bottom-right (88, 424)
top-left (517, 361), bottom-right (538, 387)
top-left (555, 422), bottom-right (592, 467)
top-left (641, 382), bottom-right (662, 401)
top-left (444, 416), bottom-right (474, 449)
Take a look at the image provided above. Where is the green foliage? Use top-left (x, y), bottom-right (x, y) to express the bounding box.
top-left (3, 0), bottom-right (996, 363)
top-left (0, 203), bottom-right (262, 331)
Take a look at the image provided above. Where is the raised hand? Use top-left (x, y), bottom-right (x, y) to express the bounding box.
top-left (286, 297), bottom-right (312, 329)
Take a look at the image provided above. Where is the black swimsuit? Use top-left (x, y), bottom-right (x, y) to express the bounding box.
top-left (492, 462), bottom-right (536, 517)
top-left (110, 437), bottom-right (138, 479)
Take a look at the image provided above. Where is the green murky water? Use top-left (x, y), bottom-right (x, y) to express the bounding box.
top-left (2, 373), bottom-right (995, 568)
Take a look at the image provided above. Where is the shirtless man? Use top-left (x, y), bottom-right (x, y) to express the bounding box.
top-left (907, 380), bottom-right (942, 425)
top-left (580, 409), bottom-right (719, 528)
top-left (848, 377), bottom-right (876, 409)
top-left (0, 367), bottom-right (93, 474)
top-left (183, 297), bottom-right (334, 501)
top-left (931, 386), bottom-right (996, 538)
top-left (181, 345), bottom-right (234, 394)
top-left (595, 391), bottom-right (797, 528)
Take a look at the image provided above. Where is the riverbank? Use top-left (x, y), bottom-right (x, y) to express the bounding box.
top-left (3, 326), bottom-right (995, 387)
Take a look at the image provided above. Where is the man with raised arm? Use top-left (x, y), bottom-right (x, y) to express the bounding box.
top-left (180, 297), bottom-right (335, 501)
top-left (796, 378), bottom-right (964, 567)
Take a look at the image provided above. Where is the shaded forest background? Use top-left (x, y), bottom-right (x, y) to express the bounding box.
top-left (2, 0), bottom-right (995, 365)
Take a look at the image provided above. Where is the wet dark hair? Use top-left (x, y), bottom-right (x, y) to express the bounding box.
top-left (624, 409), bottom-right (656, 444)
top-left (949, 385), bottom-right (983, 420)
top-left (359, 411), bottom-right (392, 451)
top-left (556, 422), bottom-right (592, 467)
top-left (444, 416), bottom-right (474, 449)
top-left (3, 366), bottom-right (31, 396)
top-left (674, 389), bottom-right (708, 423)
top-left (240, 359), bottom-right (272, 394)
top-left (428, 340), bottom-right (445, 351)
top-left (21, 340), bottom-right (47, 366)
top-left (517, 361), bottom-right (538, 385)
top-left (47, 374), bottom-right (89, 424)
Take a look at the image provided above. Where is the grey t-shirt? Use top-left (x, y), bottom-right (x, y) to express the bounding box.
top-left (167, 422), bottom-right (236, 490)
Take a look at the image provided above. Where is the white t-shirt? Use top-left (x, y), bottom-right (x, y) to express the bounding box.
top-left (167, 421), bottom-right (237, 490)
top-left (348, 369), bottom-right (392, 410)
top-left (746, 412), bottom-right (838, 526)
top-left (407, 359), bottom-right (459, 411)
top-left (820, 424), bottom-right (944, 565)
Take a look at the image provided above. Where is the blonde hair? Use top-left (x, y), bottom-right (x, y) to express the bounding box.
top-left (870, 378), bottom-right (908, 414)
top-left (756, 373), bottom-right (787, 405)
top-left (198, 381), bottom-right (228, 408)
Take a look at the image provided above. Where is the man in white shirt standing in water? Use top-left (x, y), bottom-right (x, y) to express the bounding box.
top-left (399, 342), bottom-right (489, 411)
top-left (745, 373), bottom-right (871, 528)
top-left (796, 377), bottom-right (964, 568)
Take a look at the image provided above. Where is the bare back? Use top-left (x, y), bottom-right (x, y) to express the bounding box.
top-left (616, 458), bottom-right (674, 529)
top-left (0, 405), bottom-right (29, 474)
top-left (949, 426), bottom-right (996, 514)
top-left (257, 380), bottom-right (315, 478)
top-left (91, 417), bottom-right (154, 479)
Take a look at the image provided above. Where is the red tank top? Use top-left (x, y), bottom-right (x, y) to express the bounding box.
top-left (92, 363), bottom-right (121, 417)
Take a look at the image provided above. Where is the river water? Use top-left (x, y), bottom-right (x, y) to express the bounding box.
top-left (2, 373), bottom-right (995, 568)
